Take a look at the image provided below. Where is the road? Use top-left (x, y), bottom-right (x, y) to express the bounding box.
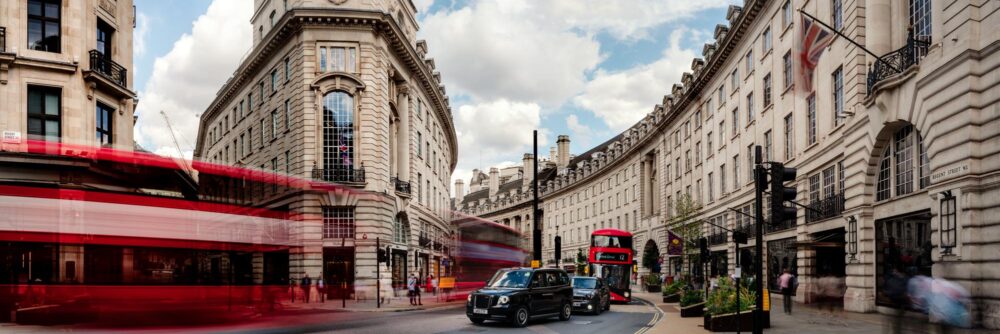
top-left (213, 299), bottom-right (660, 334)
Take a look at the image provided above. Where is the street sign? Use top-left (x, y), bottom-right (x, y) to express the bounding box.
top-left (2, 131), bottom-right (21, 144)
top-left (531, 260), bottom-right (540, 268)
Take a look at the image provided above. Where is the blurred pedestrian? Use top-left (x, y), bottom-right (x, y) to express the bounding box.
top-left (426, 273), bottom-right (435, 295)
top-left (301, 274), bottom-right (312, 303)
top-left (317, 277), bottom-right (325, 303)
top-left (885, 268), bottom-right (909, 334)
top-left (927, 278), bottom-right (971, 333)
top-left (778, 269), bottom-right (795, 314)
top-left (407, 273), bottom-right (418, 305)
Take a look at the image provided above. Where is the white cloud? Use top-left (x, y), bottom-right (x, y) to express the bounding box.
top-left (573, 28), bottom-right (705, 132)
top-left (419, 0), bottom-right (602, 106)
top-left (134, 12), bottom-right (150, 57)
top-left (536, 0), bottom-right (731, 41)
top-left (450, 99), bottom-right (548, 190)
top-left (412, 0), bottom-right (434, 14)
top-left (134, 0), bottom-right (252, 159)
top-left (566, 114), bottom-right (592, 138)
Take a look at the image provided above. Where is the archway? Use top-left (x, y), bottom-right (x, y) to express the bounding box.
top-left (642, 239), bottom-right (661, 273)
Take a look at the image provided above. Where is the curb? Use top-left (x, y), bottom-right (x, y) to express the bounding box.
top-left (633, 295), bottom-right (666, 334)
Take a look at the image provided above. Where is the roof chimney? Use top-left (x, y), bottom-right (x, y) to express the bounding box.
top-left (549, 146), bottom-right (557, 163)
top-left (522, 153), bottom-right (535, 185)
top-left (454, 179), bottom-right (465, 204)
top-left (557, 135), bottom-right (570, 168)
top-left (488, 167), bottom-right (500, 197)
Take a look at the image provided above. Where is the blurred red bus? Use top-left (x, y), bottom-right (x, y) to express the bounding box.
top-left (451, 213), bottom-right (527, 294)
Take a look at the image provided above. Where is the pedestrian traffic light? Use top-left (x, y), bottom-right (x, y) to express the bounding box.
top-left (769, 162), bottom-right (798, 225)
top-left (733, 231), bottom-right (748, 244)
top-left (699, 237), bottom-right (709, 263)
top-left (377, 248), bottom-right (386, 263)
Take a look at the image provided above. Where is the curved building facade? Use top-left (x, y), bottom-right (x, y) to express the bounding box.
top-left (195, 0), bottom-right (457, 300)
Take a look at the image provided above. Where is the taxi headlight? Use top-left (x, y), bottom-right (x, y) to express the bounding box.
top-left (624, 291), bottom-right (630, 298)
top-left (498, 296), bottom-right (510, 304)
top-left (467, 294), bottom-right (472, 302)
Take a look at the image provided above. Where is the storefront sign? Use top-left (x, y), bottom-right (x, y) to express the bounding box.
top-left (931, 164), bottom-right (969, 182)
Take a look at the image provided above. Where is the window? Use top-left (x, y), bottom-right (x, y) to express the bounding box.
top-left (745, 50), bottom-right (753, 72)
top-left (733, 155), bottom-right (740, 189)
top-left (784, 114), bottom-right (794, 160)
top-left (832, 0), bottom-right (843, 30)
top-left (317, 45), bottom-right (358, 73)
top-left (685, 150), bottom-right (691, 171)
top-left (838, 160), bottom-right (846, 194)
top-left (719, 121), bottom-right (726, 143)
top-left (822, 166), bottom-right (836, 198)
top-left (695, 141), bottom-right (701, 161)
top-left (27, 85), bottom-right (61, 141)
top-left (833, 67), bottom-right (844, 125)
top-left (416, 132), bottom-right (423, 157)
top-left (271, 69), bottom-right (278, 93)
top-left (763, 73), bottom-right (772, 107)
top-left (730, 69), bottom-right (738, 90)
top-left (731, 108), bottom-right (739, 134)
top-left (323, 91), bottom-right (355, 170)
top-left (286, 151), bottom-right (291, 176)
top-left (747, 145), bottom-right (754, 182)
top-left (764, 130), bottom-right (772, 162)
top-left (27, 0), bottom-right (61, 53)
top-left (258, 82), bottom-right (265, 104)
top-left (96, 102), bottom-right (113, 145)
top-left (918, 134), bottom-right (930, 189)
top-left (783, 52), bottom-right (793, 89)
top-left (707, 172), bottom-right (714, 201)
top-left (284, 99), bottom-right (291, 130)
top-left (248, 93), bottom-right (253, 112)
top-left (809, 174), bottom-right (821, 203)
top-left (762, 27), bottom-right (772, 52)
top-left (876, 149), bottom-right (892, 201)
top-left (894, 126), bottom-right (914, 196)
top-left (284, 58), bottom-right (291, 82)
top-left (807, 94), bottom-right (817, 144)
top-left (746, 92), bottom-right (755, 122)
top-left (720, 164), bottom-right (727, 194)
top-left (707, 132), bottom-right (713, 152)
top-left (322, 207), bottom-right (355, 239)
top-left (783, 0), bottom-right (793, 28)
top-left (260, 119), bottom-right (266, 144)
top-left (271, 109), bottom-right (279, 138)
top-left (910, 0), bottom-right (931, 40)
top-left (718, 85), bottom-right (726, 102)
top-left (269, 10), bottom-right (276, 27)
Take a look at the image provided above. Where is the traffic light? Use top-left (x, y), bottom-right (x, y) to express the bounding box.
top-left (699, 237), bottom-right (709, 263)
top-left (733, 231), bottom-right (748, 244)
top-left (377, 248), bottom-right (386, 263)
top-left (769, 162), bottom-right (798, 225)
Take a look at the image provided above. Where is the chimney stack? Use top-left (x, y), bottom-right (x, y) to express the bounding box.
top-left (557, 135), bottom-right (570, 168)
top-left (454, 179), bottom-right (465, 204)
top-left (522, 153), bottom-right (535, 184)
top-left (470, 169), bottom-right (480, 192)
top-left (549, 147), bottom-right (557, 163)
top-left (488, 167), bottom-right (500, 197)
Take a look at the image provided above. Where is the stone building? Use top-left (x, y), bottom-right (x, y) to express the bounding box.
top-left (194, 0), bottom-right (457, 300)
top-left (455, 0), bottom-right (999, 328)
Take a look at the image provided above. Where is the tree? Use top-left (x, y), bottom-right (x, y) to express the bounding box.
top-left (642, 243), bottom-right (659, 271)
top-left (575, 249), bottom-right (587, 276)
top-left (666, 193), bottom-right (703, 280)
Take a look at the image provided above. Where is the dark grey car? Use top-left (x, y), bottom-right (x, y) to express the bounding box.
top-left (466, 268), bottom-right (574, 327)
top-left (571, 277), bottom-right (610, 315)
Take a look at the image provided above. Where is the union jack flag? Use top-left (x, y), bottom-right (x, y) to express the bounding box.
top-left (797, 13), bottom-right (836, 92)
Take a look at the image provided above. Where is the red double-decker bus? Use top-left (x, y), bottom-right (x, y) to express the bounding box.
top-left (588, 229), bottom-right (633, 302)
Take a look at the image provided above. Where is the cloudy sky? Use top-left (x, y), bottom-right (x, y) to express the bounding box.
top-left (132, 0), bottom-right (738, 194)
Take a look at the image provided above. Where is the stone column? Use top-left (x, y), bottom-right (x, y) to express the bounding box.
top-left (397, 88), bottom-right (411, 182)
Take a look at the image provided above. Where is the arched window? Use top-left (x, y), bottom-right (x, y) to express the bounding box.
top-left (875, 125), bottom-right (929, 201)
top-left (323, 91), bottom-right (354, 171)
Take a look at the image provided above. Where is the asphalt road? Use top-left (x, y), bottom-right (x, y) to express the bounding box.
top-left (211, 299), bottom-right (660, 334)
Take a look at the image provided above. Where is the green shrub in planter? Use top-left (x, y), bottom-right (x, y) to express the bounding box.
top-left (680, 289), bottom-right (704, 307)
top-left (705, 277), bottom-right (756, 316)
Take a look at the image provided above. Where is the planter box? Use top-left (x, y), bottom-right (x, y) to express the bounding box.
top-left (661, 293), bottom-right (679, 303)
top-left (679, 302), bottom-right (705, 317)
top-left (706, 310), bottom-right (770, 332)
top-left (703, 314), bottom-right (712, 331)
top-left (645, 284), bottom-right (661, 293)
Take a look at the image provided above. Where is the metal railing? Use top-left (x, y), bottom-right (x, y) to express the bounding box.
top-left (766, 214), bottom-right (795, 233)
top-left (806, 192), bottom-right (846, 223)
top-left (312, 167), bottom-right (366, 184)
top-left (418, 235), bottom-right (432, 247)
top-left (734, 223), bottom-right (757, 239)
top-left (391, 177), bottom-right (411, 195)
top-left (708, 232), bottom-right (727, 246)
top-left (1, 27), bottom-right (6, 53)
top-left (89, 50), bottom-right (128, 87)
top-left (867, 35), bottom-right (930, 94)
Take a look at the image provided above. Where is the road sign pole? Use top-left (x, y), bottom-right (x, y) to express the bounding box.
top-left (532, 130), bottom-right (542, 267)
top-left (753, 146), bottom-right (764, 334)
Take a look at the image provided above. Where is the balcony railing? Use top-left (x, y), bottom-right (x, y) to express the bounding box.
top-left (806, 192), bottom-right (846, 223)
top-left (765, 216), bottom-right (795, 233)
top-left (867, 34), bottom-right (930, 94)
top-left (708, 232), bottom-right (727, 246)
top-left (312, 167), bottom-right (366, 184)
top-left (734, 223), bottom-right (757, 239)
top-left (1, 27), bottom-right (6, 53)
top-left (89, 50), bottom-right (128, 87)
top-left (391, 177), bottom-right (411, 195)
top-left (419, 235), bottom-right (432, 247)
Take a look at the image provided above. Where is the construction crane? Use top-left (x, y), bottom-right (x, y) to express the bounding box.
top-left (159, 110), bottom-right (194, 175)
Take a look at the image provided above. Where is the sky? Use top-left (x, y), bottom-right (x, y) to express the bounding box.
top-left (131, 0), bottom-right (739, 195)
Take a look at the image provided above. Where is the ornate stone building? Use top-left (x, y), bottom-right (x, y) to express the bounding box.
top-left (194, 0), bottom-right (457, 300)
top-left (455, 0), bottom-right (999, 328)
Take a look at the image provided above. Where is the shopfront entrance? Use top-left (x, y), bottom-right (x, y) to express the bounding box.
top-left (323, 247), bottom-right (355, 299)
top-left (875, 211), bottom-right (932, 306)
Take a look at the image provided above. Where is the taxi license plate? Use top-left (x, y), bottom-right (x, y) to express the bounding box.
top-left (573, 302), bottom-right (583, 306)
top-left (473, 308), bottom-right (488, 314)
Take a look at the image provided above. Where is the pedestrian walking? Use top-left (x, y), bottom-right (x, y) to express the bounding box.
top-left (407, 273), bottom-right (418, 305)
top-left (301, 274), bottom-right (312, 303)
top-left (778, 269), bottom-right (796, 314)
top-left (426, 274), bottom-right (435, 295)
top-left (317, 277), bottom-right (325, 303)
top-left (885, 268), bottom-right (909, 334)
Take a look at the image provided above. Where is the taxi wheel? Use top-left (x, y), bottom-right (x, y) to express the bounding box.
top-left (512, 306), bottom-right (530, 328)
top-left (603, 297), bottom-right (611, 311)
top-left (592, 299), bottom-right (602, 315)
top-left (559, 302), bottom-right (572, 321)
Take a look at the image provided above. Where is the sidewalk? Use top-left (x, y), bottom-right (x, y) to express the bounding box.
top-left (634, 291), bottom-right (993, 334)
top-left (280, 290), bottom-right (466, 313)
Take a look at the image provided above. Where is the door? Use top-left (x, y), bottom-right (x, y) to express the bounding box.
top-left (529, 271), bottom-right (549, 313)
top-left (323, 247), bottom-right (355, 299)
top-left (96, 20), bottom-right (112, 57)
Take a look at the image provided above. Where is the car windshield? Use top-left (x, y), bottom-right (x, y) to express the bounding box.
top-left (572, 278), bottom-right (596, 289)
top-left (486, 269), bottom-right (532, 288)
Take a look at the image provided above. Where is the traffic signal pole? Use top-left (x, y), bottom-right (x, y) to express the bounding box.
top-left (753, 146), bottom-right (765, 334)
top-left (532, 130), bottom-right (542, 267)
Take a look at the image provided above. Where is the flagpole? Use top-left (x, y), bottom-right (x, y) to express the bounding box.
top-left (798, 9), bottom-right (901, 72)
